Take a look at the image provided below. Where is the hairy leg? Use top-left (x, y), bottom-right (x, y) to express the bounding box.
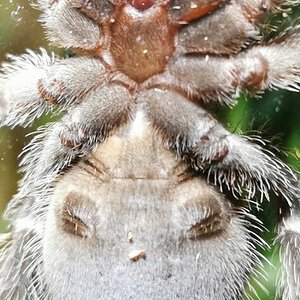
top-left (175, 0), bottom-right (260, 56)
top-left (279, 197), bottom-right (300, 300)
top-left (0, 50), bottom-right (107, 126)
top-left (38, 0), bottom-right (113, 49)
top-left (142, 89), bottom-right (299, 201)
top-left (157, 27), bottom-right (300, 105)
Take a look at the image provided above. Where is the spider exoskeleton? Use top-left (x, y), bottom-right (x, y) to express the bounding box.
top-left (0, 0), bottom-right (300, 299)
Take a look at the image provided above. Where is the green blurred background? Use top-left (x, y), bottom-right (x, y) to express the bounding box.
top-left (0, 1), bottom-right (299, 299)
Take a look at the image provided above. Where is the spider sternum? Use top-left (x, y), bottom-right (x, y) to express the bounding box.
top-left (109, 3), bottom-right (176, 84)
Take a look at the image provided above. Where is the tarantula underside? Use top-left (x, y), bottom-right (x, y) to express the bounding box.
top-left (1, 0), bottom-right (300, 299)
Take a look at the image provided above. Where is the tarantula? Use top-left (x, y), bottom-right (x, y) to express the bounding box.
top-left (0, 0), bottom-right (300, 299)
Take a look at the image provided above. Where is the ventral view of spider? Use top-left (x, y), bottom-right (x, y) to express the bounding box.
top-left (0, 0), bottom-right (300, 299)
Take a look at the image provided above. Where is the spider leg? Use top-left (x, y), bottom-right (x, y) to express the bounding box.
top-left (239, 0), bottom-right (276, 21)
top-left (236, 27), bottom-right (300, 93)
top-left (38, 0), bottom-right (114, 49)
top-left (175, 0), bottom-right (261, 56)
top-left (174, 0), bottom-right (296, 58)
top-left (279, 201), bottom-right (300, 299)
top-left (142, 89), bottom-right (299, 201)
top-left (168, 0), bottom-right (227, 23)
top-left (17, 84), bottom-right (132, 200)
top-left (0, 50), bottom-right (107, 127)
top-left (0, 225), bottom-right (44, 299)
top-left (160, 27), bottom-right (300, 105)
